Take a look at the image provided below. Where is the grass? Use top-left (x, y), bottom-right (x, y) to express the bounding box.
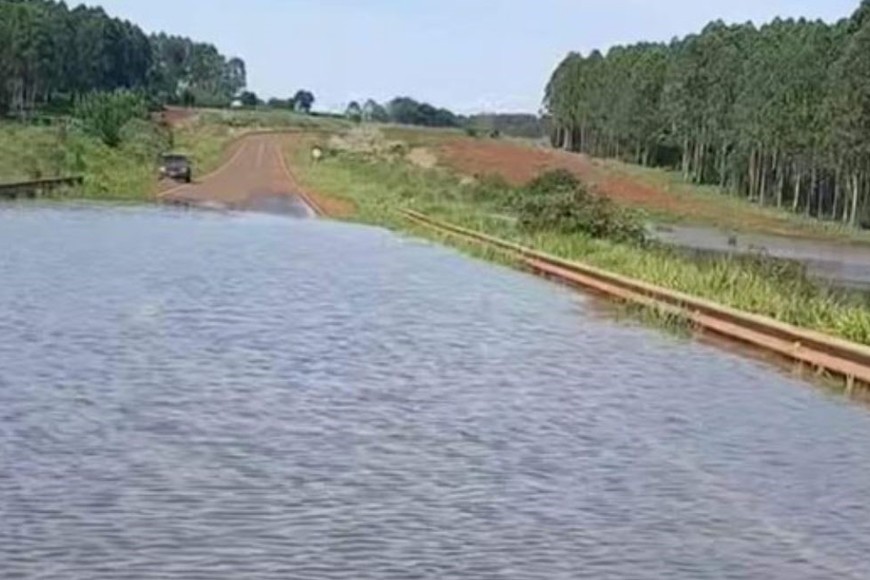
top-left (0, 119), bottom-right (171, 201)
top-left (0, 108), bottom-right (324, 202)
top-left (0, 122), bottom-right (72, 182)
top-left (198, 108), bottom-right (350, 132)
top-left (290, 144), bottom-right (870, 345)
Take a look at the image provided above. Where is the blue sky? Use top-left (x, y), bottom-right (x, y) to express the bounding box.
top-left (98, 0), bottom-right (858, 114)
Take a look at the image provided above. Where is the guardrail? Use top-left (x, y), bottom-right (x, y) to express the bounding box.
top-left (401, 209), bottom-right (870, 392)
top-left (0, 176), bottom-right (84, 198)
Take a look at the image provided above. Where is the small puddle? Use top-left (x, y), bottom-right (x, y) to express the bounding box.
top-left (652, 224), bottom-right (870, 292)
top-left (240, 193), bottom-right (315, 218)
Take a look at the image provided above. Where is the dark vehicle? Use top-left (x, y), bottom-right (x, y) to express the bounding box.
top-left (159, 154), bottom-right (192, 183)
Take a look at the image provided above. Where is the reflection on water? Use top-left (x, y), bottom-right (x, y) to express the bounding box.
top-left (2, 204), bottom-right (870, 579)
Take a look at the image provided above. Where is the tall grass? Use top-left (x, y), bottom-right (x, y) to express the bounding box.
top-left (0, 113), bottom-right (250, 201)
top-left (0, 122), bottom-right (69, 181)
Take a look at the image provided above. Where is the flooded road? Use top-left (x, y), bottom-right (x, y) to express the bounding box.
top-left (2, 204), bottom-right (870, 579)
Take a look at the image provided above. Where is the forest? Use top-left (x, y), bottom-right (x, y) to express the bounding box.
top-left (0, 0), bottom-right (246, 114)
top-left (545, 1), bottom-right (870, 226)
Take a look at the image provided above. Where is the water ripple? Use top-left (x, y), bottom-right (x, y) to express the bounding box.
top-left (1, 204), bottom-right (870, 579)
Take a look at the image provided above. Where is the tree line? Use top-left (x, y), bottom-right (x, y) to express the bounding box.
top-left (0, 0), bottom-right (246, 115)
top-left (545, 1), bottom-right (870, 226)
top-left (344, 97), bottom-right (460, 128)
top-left (263, 91), bottom-right (316, 113)
top-left (340, 97), bottom-right (545, 138)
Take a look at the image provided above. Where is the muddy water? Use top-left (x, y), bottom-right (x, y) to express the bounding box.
top-left (654, 224), bottom-right (870, 290)
top-left (3, 204), bottom-right (870, 579)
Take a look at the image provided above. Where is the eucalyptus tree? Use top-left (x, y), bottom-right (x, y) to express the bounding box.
top-left (544, 2), bottom-right (870, 225)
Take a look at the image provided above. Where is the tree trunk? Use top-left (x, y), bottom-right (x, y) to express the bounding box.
top-left (792, 165), bottom-right (802, 212)
top-left (759, 149), bottom-right (767, 206)
top-left (682, 138), bottom-right (691, 180)
top-left (850, 172), bottom-right (860, 227)
top-left (773, 150), bottom-right (785, 209)
top-left (748, 149), bottom-right (757, 199)
top-left (719, 143), bottom-right (728, 188)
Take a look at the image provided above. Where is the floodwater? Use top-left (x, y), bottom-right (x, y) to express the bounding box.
top-left (653, 224), bottom-right (870, 290)
top-left (2, 204), bottom-right (870, 579)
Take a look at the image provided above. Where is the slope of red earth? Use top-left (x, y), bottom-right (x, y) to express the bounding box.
top-left (435, 136), bottom-right (794, 232)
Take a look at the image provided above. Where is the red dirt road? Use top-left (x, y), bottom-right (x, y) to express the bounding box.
top-left (158, 133), bottom-right (319, 214)
top-left (158, 132), bottom-right (355, 218)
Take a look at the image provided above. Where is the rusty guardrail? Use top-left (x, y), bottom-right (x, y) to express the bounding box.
top-left (401, 208), bottom-right (870, 391)
top-left (0, 175), bottom-right (83, 198)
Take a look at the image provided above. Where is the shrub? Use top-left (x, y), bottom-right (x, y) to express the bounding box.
top-left (516, 170), bottom-right (646, 244)
top-left (467, 173), bottom-right (511, 202)
top-left (74, 91), bottom-right (147, 147)
top-left (525, 169), bottom-right (580, 195)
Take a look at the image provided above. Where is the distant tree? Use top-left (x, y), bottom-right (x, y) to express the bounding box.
top-left (386, 96), bottom-right (459, 127)
top-left (293, 90), bottom-right (315, 113)
top-left (239, 91), bottom-right (259, 107)
top-left (267, 97), bottom-right (289, 109)
top-left (345, 100), bottom-right (362, 123)
top-left (224, 57), bottom-right (247, 97)
top-left (467, 114), bottom-right (546, 139)
top-left (0, 1), bottom-right (245, 113)
top-left (362, 99), bottom-right (389, 123)
top-left (180, 88), bottom-right (196, 108)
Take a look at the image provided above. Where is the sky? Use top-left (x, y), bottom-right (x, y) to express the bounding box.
top-left (97, 0), bottom-right (859, 114)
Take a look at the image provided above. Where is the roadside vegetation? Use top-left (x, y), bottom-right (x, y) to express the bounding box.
top-left (0, 0), bottom-right (257, 199)
top-left (290, 129), bottom-right (870, 345)
top-left (0, 93), bottom-right (170, 200)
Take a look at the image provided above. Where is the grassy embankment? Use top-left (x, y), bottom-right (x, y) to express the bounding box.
top-left (0, 117), bottom-right (225, 200)
top-left (0, 109), bottom-right (344, 201)
top-left (381, 125), bottom-right (870, 244)
top-left (288, 128), bottom-right (870, 345)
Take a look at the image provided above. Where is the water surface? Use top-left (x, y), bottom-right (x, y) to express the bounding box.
top-left (2, 204), bottom-right (870, 579)
top-left (654, 224), bottom-right (870, 290)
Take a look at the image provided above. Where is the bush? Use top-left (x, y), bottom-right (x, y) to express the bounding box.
top-left (516, 170), bottom-right (646, 244)
top-left (466, 174), bottom-right (511, 202)
top-left (74, 91), bottom-right (147, 147)
top-left (526, 169), bottom-right (580, 195)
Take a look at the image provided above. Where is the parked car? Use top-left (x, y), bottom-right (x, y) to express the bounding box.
top-left (159, 153), bottom-right (192, 183)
